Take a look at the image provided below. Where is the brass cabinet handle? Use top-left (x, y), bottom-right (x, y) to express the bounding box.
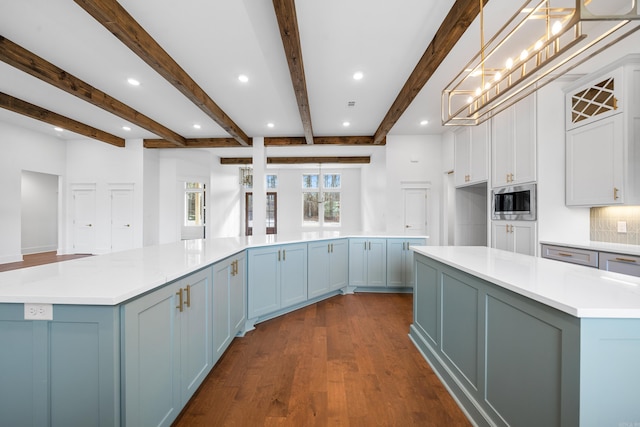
top-left (615, 257), bottom-right (637, 263)
top-left (176, 289), bottom-right (183, 312)
top-left (283, 249), bottom-right (286, 261)
top-left (328, 244), bottom-right (331, 253)
top-left (614, 187), bottom-right (619, 200)
top-left (505, 224), bottom-right (509, 233)
top-left (403, 242), bottom-right (406, 250)
top-left (510, 225), bottom-right (514, 233)
top-left (331, 243), bottom-right (334, 253)
top-left (368, 241), bottom-right (371, 251)
top-left (185, 285), bottom-right (191, 308)
top-left (558, 252), bottom-right (573, 257)
top-left (233, 260), bottom-right (237, 276)
top-left (364, 242), bottom-right (367, 251)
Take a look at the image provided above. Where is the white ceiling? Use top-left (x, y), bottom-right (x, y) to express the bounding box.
top-left (0, 0), bottom-right (638, 155)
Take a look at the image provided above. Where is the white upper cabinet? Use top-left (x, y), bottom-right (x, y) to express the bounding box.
top-left (491, 94), bottom-right (537, 188)
top-left (564, 55), bottom-right (640, 206)
top-left (454, 121), bottom-right (489, 188)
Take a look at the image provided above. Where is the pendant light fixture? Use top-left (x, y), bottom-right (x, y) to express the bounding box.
top-left (442, 0), bottom-right (640, 126)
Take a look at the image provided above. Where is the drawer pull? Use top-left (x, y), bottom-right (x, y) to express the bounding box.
top-left (558, 252), bottom-right (573, 257)
top-left (615, 257), bottom-right (637, 263)
top-left (176, 289), bottom-right (183, 312)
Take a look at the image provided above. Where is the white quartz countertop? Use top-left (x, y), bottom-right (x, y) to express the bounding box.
top-left (412, 246), bottom-right (640, 319)
top-left (539, 240), bottom-right (640, 256)
top-left (0, 232), bottom-right (427, 305)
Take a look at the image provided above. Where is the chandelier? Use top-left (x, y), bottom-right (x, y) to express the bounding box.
top-left (239, 166), bottom-right (253, 188)
top-left (442, 0), bottom-right (640, 126)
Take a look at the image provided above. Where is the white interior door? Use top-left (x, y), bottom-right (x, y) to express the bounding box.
top-left (72, 188), bottom-right (96, 254)
top-left (111, 189), bottom-right (134, 252)
top-left (403, 188), bottom-right (427, 236)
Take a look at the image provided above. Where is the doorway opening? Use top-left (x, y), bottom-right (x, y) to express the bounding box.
top-left (245, 192), bottom-right (277, 236)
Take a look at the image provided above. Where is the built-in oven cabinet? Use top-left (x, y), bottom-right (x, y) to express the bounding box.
top-left (492, 221), bottom-right (537, 256)
top-left (564, 55), bottom-right (640, 206)
top-left (540, 244), bottom-right (598, 268)
top-left (599, 252), bottom-right (640, 277)
top-left (454, 122), bottom-right (489, 188)
top-left (491, 93), bottom-right (536, 188)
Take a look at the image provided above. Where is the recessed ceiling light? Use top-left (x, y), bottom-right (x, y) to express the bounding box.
top-left (267, 122), bottom-right (275, 128)
top-left (127, 78), bottom-right (140, 86)
top-left (353, 71), bottom-right (364, 80)
top-left (54, 127), bottom-right (64, 132)
top-left (122, 126), bottom-right (131, 131)
top-left (193, 124), bottom-right (201, 129)
top-left (238, 74), bottom-right (249, 83)
top-left (342, 121), bottom-right (351, 127)
top-left (420, 120), bottom-right (429, 126)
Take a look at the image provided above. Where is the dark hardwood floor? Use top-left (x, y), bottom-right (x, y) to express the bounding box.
top-left (0, 251), bottom-right (92, 272)
top-left (174, 293), bottom-right (471, 426)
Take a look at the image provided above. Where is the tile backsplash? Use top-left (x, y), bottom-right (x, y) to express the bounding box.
top-left (590, 206), bottom-right (640, 245)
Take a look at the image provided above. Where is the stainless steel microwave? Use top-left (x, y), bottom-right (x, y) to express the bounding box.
top-left (491, 183), bottom-right (536, 221)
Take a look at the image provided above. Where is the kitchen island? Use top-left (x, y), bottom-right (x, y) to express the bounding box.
top-left (0, 232), bottom-right (426, 427)
top-left (410, 246), bottom-right (640, 427)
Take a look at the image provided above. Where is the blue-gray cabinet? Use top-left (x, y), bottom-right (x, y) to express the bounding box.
top-left (386, 238), bottom-right (425, 288)
top-left (307, 239), bottom-right (348, 298)
top-left (411, 253), bottom-right (581, 426)
top-left (348, 238), bottom-right (386, 287)
top-left (121, 267), bottom-right (212, 427)
top-left (213, 253), bottom-right (246, 360)
top-left (0, 304), bottom-right (119, 427)
top-left (247, 243), bottom-right (307, 319)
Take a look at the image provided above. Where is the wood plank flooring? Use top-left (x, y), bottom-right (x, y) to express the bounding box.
top-left (0, 251), bottom-right (92, 272)
top-left (175, 293), bottom-right (471, 426)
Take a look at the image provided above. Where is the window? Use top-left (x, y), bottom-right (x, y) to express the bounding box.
top-left (245, 191), bottom-right (277, 236)
top-left (184, 182), bottom-right (205, 226)
top-left (302, 172), bottom-right (341, 226)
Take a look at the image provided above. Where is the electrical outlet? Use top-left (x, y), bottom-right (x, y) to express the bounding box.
top-left (618, 221), bottom-right (627, 233)
top-left (24, 303), bottom-right (53, 320)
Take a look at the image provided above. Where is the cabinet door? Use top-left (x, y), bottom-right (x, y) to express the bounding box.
top-left (367, 239), bottom-right (387, 287)
top-left (123, 282), bottom-right (181, 427)
top-left (247, 247), bottom-right (280, 318)
top-left (513, 94), bottom-right (536, 185)
top-left (308, 241), bottom-right (331, 298)
top-left (230, 254), bottom-right (246, 335)
top-left (280, 244), bottom-right (308, 308)
top-left (180, 268), bottom-right (213, 403)
top-left (454, 127), bottom-right (471, 187)
top-left (403, 239), bottom-right (426, 288)
top-left (387, 239), bottom-right (406, 287)
top-left (512, 223), bottom-right (536, 256)
top-left (566, 114), bottom-right (624, 206)
top-left (213, 260), bottom-right (231, 359)
top-left (349, 239), bottom-right (368, 286)
top-left (469, 122), bottom-right (489, 185)
top-left (492, 222), bottom-right (511, 252)
top-left (329, 239), bottom-right (349, 291)
top-left (492, 108), bottom-right (513, 188)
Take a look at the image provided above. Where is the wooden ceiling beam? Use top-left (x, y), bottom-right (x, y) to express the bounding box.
top-left (220, 158), bottom-right (252, 165)
top-left (265, 136), bottom-right (382, 146)
top-left (0, 35), bottom-right (185, 147)
top-left (372, 0), bottom-right (488, 144)
top-left (272, 0), bottom-right (314, 145)
top-left (0, 92), bottom-right (125, 147)
top-left (267, 156), bottom-right (370, 164)
top-left (144, 138), bottom-right (250, 149)
top-left (220, 156), bottom-right (371, 165)
top-left (74, 0), bottom-right (251, 147)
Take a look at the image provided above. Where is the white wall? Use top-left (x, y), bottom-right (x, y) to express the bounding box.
top-left (65, 138), bottom-right (145, 254)
top-left (384, 135), bottom-right (443, 245)
top-left (157, 149), bottom-right (213, 243)
top-left (0, 122), bottom-right (66, 263)
top-left (209, 160), bottom-right (243, 238)
top-left (21, 170), bottom-right (59, 255)
top-left (361, 147), bottom-right (387, 232)
top-left (142, 147), bottom-right (160, 246)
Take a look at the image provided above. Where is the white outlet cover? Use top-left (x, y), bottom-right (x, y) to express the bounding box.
top-left (24, 303), bottom-right (53, 320)
top-left (617, 221), bottom-right (627, 233)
